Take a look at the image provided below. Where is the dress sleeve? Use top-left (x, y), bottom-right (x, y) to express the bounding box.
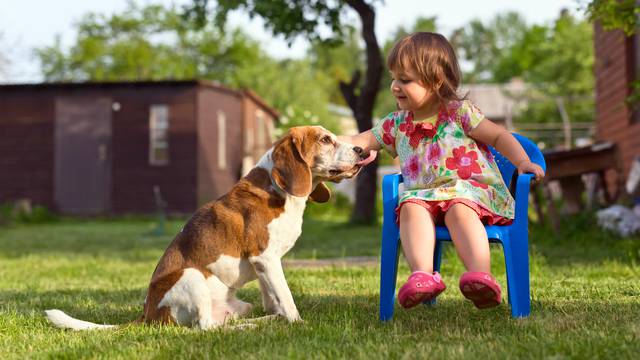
top-left (459, 100), bottom-right (486, 135)
top-left (371, 112), bottom-right (398, 158)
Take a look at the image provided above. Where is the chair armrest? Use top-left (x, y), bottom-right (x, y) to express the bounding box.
top-left (513, 173), bottom-right (534, 228)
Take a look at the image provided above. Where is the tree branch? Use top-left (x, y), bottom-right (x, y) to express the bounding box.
top-left (339, 70), bottom-right (360, 112)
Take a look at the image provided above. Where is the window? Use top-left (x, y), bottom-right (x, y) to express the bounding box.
top-left (217, 110), bottom-right (226, 169)
top-left (149, 105), bottom-right (169, 166)
top-left (255, 109), bottom-right (266, 153)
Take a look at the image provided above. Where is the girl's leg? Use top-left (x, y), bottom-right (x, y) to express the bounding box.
top-left (399, 202), bottom-right (436, 272)
top-left (443, 203), bottom-right (490, 272)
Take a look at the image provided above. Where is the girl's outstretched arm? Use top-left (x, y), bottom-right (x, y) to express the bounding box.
top-left (469, 120), bottom-right (545, 181)
top-left (338, 130), bottom-right (382, 153)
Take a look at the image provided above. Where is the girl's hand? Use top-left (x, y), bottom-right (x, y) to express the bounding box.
top-left (517, 160), bottom-right (545, 182)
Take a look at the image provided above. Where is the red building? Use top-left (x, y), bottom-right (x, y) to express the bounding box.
top-left (0, 80), bottom-right (278, 215)
top-left (594, 23), bottom-right (640, 191)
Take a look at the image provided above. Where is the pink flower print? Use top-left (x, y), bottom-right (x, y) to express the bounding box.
top-left (424, 143), bottom-right (441, 168)
top-left (436, 106), bottom-right (453, 128)
top-left (460, 112), bottom-right (472, 133)
top-left (445, 146), bottom-right (482, 180)
top-left (381, 119), bottom-right (395, 145)
top-left (402, 154), bottom-right (421, 182)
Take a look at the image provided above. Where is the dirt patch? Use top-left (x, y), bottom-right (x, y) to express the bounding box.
top-left (283, 256), bottom-right (378, 268)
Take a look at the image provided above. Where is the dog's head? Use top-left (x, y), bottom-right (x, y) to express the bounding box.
top-left (270, 126), bottom-right (375, 202)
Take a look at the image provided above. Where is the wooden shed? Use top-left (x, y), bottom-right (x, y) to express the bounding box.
top-left (0, 80), bottom-right (278, 215)
top-left (594, 23), bottom-right (640, 192)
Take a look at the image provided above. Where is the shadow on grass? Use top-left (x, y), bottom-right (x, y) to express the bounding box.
top-left (4, 288), bottom-right (638, 359)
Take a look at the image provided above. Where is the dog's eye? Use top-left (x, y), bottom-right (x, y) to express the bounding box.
top-left (321, 136), bottom-right (333, 144)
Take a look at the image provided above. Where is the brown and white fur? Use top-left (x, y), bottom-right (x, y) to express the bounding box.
top-left (45, 126), bottom-right (375, 330)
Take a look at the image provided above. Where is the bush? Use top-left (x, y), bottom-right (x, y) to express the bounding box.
top-left (304, 188), bottom-right (353, 221)
top-left (0, 201), bottom-right (56, 225)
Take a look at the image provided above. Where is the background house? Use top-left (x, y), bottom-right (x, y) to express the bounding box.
top-left (0, 80), bottom-right (278, 215)
top-left (594, 23), bottom-right (640, 192)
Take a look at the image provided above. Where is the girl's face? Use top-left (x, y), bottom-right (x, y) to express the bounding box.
top-left (389, 69), bottom-right (437, 115)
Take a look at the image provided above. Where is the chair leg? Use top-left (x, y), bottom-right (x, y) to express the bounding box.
top-left (380, 228), bottom-right (401, 321)
top-left (425, 240), bottom-right (443, 306)
top-left (502, 235), bottom-right (531, 318)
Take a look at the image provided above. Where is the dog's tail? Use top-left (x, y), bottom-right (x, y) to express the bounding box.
top-left (45, 309), bottom-right (118, 331)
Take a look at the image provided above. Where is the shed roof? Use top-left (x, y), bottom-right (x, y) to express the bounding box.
top-left (0, 79), bottom-right (280, 119)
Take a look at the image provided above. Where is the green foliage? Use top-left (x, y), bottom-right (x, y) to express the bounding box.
top-left (308, 26), bottom-right (364, 106)
top-left (208, 0), bottom-right (349, 44)
top-left (452, 12), bottom-right (530, 83)
top-left (35, 2), bottom-right (341, 133)
top-left (0, 203), bottom-right (56, 225)
top-left (586, 0), bottom-right (640, 108)
top-left (35, 4), bottom-right (263, 82)
top-left (450, 10), bottom-right (594, 146)
top-left (585, 0), bottom-right (639, 35)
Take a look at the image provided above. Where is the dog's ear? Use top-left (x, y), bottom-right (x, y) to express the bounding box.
top-left (309, 182), bottom-right (331, 203)
top-left (271, 127), bottom-right (312, 197)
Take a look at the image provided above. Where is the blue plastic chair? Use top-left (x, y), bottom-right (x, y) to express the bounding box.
top-left (379, 133), bottom-right (546, 319)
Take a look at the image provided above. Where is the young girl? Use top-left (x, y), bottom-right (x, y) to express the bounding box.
top-left (344, 32), bottom-right (545, 309)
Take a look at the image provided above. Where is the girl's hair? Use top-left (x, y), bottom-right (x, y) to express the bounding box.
top-left (387, 32), bottom-right (465, 105)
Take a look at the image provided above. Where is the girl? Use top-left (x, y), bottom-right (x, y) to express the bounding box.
top-left (344, 32), bottom-right (545, 309)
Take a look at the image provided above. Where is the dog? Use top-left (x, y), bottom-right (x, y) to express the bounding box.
top-left (46, 125), bottom-right (377, 330)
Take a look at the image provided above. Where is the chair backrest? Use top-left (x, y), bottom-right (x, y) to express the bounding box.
top-left (489, 133), bottom-right (547, 189)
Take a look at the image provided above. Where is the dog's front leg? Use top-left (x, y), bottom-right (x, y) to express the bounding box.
top-left (258, 279), bottom-right (278, 314)
top-left (249, 256), bottom-right (301, 322)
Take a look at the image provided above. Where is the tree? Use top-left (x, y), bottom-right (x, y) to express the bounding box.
top-left (586, 0), bottom-right (639, 35)
top-left (448, 10), bottom-right (594, 147)
top-left (189, 0), bottom-right (384, 224)
top-left (35, 2), bottom-right (338, 135)
top-left (35, 3), bottom-right (263, 82)
top-left (450, 12), bottom-right (529, 83)
top-left (586, 0), bottom-right (640, 107)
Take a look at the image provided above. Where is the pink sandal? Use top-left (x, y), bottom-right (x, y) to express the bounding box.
top-left (459, 271), bottom-right (502, 309)
top-left (398, 271), bottom-right (446, 309)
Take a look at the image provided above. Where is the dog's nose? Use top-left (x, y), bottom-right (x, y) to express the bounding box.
top-left (353, 146), bottom-right (363, 155)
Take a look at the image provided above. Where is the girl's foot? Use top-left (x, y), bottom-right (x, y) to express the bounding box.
top-left (459, 271), bottom-right (501, 309)
top-left (397, 271), bottom-right (446, 309)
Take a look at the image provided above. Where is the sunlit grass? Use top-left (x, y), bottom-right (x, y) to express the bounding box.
top-left (0, 212), bottom-right (638, 359)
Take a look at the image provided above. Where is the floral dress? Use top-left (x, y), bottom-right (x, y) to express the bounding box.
top-left (371, 100), bottom-right (515, 224)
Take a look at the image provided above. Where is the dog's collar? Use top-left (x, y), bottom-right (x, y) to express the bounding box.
top-left (269, 175), bottom-right (288, 198)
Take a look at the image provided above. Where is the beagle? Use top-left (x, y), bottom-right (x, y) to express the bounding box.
top-left (46, 126), bottom-right (377, 330)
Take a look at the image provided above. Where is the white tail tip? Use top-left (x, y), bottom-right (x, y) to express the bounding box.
top-left (45, 309), bottom-right (116, 331)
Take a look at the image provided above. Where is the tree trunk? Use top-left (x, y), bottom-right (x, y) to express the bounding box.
top-left (341, 0), bottom-right (383, 224)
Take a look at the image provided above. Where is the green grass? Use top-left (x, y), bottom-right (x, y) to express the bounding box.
top-left (1, 212), bottom-right (639, 359)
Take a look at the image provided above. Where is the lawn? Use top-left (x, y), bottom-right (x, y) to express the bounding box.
top-left (0, 211), bottom-right (639, 359)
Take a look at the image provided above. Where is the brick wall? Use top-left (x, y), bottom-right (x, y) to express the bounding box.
top-left (0, 90), bottom-right (55, 208)
top-left (594, 24), bottom-right (640, 193)
top-left (109, 86), bottom-right (198, 214)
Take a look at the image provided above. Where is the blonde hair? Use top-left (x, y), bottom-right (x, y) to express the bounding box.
top-left (387, 32), bottom-right (465, 105)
